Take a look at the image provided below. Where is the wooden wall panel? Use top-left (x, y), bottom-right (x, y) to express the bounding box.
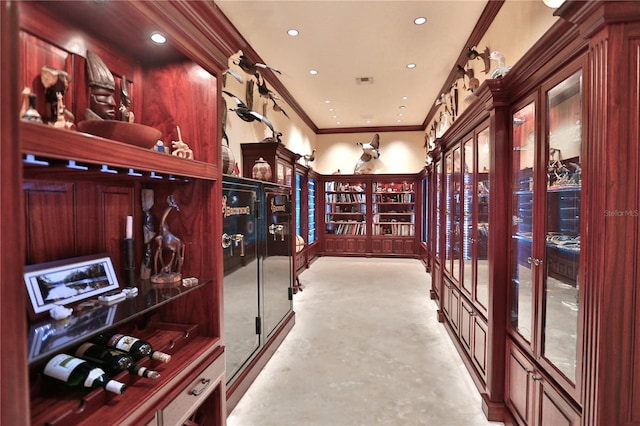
top-left (143, 61), bottom-right (218, 165)
top-left (19, 32), bottom-right (71, 122)
top-left (24, 181), bottom-right (76, 264)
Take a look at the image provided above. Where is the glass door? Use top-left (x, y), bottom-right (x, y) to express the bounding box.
top-left (462, 138), bottom-right (474, 295)
top-left (308, 177), bottom-right (316, 244)
top-left (222, 178), bottom-right (260, 385)
top-left (542, 70), bottom-right (582, 383)
top-left (510, 102), bottom-right (536, 342)
top-left (475, 127), bottom-right (490, 311)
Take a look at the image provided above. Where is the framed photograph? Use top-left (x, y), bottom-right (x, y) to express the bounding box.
top-left (24, 254), bottom-right (120, 320)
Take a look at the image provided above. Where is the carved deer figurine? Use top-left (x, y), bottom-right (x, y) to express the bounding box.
top-left (153, 195), bottom-right (185, 280)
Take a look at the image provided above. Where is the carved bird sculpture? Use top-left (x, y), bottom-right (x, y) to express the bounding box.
top-left (302, 149), bottom-right (316, 167)
top-left (254, 72), bottom-right (289, 119)
top-left (354, 134), bottom-right (380, 174)
top-left (234, 54), bottom-right (281, 76)
top-left (490, 51), bottom-right (512, 79)
top-left (222, 90), bottom-right (280, 142)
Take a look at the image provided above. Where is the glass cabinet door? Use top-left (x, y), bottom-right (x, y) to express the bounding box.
top-left (542, 70), bottom-right (582, 382)
top-left (510, 102), bottom-right (536, 342)
top-left (308, 177), bottom-right (316, 244)
top-left (462, 138), bottom-right (474, 294)
top-left (445, 153), bottom-right (453, 275)
top-left (475, 127), bottom-right (490, 311)
top-left (452, 147), bottom-right (462, 283)
top-left (435, 160), bottom-right (441, 260)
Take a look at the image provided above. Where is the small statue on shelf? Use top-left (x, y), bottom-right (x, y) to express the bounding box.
top-left (171, 126), bottom-right (194, 160)
top-left (40, 65), bottom-right (75, 129)
top-left (140, 189), bottom-right (156, 280)
top-left (85, 50), bottom-right (117, 120)
top-left (151, 195), bottom-right (185, 285)
top-left (119, 75), bottom-right (135, 123)
top-left (19, 88), bottom-right (43, 123)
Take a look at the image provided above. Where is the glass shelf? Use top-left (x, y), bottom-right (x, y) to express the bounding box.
top-left (27, 278), bottom-right (211, 364)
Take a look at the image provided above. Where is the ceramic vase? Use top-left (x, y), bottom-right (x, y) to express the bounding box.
top-left (252, 157), bottom-right (272, 181)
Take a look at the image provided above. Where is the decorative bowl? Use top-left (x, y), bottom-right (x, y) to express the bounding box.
top-left (77, 120), bottom-right (162, 149)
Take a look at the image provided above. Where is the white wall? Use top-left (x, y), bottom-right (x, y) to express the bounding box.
top-left (315, 131), bottom-right (426, 175)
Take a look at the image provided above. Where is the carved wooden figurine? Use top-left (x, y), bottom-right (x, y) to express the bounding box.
top-left (151, 195), bottom-right (185, 284)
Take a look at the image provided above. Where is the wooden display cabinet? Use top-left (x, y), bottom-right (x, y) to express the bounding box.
top-left (2, 1), bottom-right (234, 424)
top-left (320, 173), bottom-right (421, 257)
top-left (294, 164), bottom-right (319, 287)
top-left (241, 141), bottom-right (297, 187)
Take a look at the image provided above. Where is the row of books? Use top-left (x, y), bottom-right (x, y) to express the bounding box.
top-left (326, 193), bottom-right (366, 203)
top-left (373, 223), bottom-right (415, 236)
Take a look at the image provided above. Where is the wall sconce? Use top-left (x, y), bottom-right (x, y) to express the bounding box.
top-left (466, 46), bottom-right (491, 74)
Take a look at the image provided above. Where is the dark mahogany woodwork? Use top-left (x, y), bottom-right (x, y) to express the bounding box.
top-left (1, 1), bottom-right (240, 424)
top-left (428, 2), bottom-right (640, 425)
top-left (318, 173), bottom-right (422, 258)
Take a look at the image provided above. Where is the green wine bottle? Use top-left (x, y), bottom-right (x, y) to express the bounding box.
top-left (92, 333), bottom-right (171, 363)
top-left (75, 342), bottom-right (161, 380)
top-left (43, 354), bottom-right (126, 394)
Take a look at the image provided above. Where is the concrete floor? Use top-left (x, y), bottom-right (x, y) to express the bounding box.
top-left (227, 257), bottom-right (504, 426)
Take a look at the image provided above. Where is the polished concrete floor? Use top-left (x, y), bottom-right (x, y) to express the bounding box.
top-left (227, 257), bottom-right (504, 426)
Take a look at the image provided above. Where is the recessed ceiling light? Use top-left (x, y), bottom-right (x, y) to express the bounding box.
top-left (414, 17), bottom-right (427, 25)
top-left (309, 69), bottom-right (318, 75)
top-left (332, 115), bottom-right (338, 119)
top-left (406, 63), bottom-right (416, 69)
top-left (336, 121), bottom-right (341, 125)
top-left (542, 0), bottom-right (565, 8)
top-left (402, 96), bottom-right (408, 100)
top-left (397, 113), bottom-right (404, 117)
top-left (287, 29), bottom-right (299, 36)
top-left (397, 119), bottom-right (403, 123)
top-left (329, 108), bottom-right (334, 112)
top-left (399, 105), bottom-right (406, 109)
top-left (325, 100), bottom-right (331, 104)
top-left (150, 32), bottom-right (167, 44)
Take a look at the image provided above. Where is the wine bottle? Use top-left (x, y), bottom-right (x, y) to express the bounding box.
top-left (92, 333), bottom-right (172, 363)
top-left (43, 354), bottom-right (126, 394)
top-left (75, 342), bottom-right (161, 380)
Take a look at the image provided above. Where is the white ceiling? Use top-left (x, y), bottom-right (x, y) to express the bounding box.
top-left (215, 0), bottom-right (489, 131)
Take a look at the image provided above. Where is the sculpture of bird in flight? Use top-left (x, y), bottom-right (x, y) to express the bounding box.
top-left (302, 149), bottom-right (316, 167)
top-left (222, 90), bottom-right (280, 142)
top-left (354, 134), bottom-right (380, 174)
top-left (234, 54), bottom-right (281, 77)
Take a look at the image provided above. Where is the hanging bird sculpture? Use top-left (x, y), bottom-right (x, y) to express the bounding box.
top-left (354, 134), bottom-right (380, 174)
top-left (222, 90), bottom-right (281, 143)
top-left (302, 149), bottom-right (316, 167)
top-left (254, 72), bottom-right (289, 119)
top-left (234, 54), bottom-right (281, 76)
top-left (489, 51), bottom-right (512, 79)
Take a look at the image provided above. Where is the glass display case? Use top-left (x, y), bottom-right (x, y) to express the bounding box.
top-left (308, 177), bottom-right (316, 245)
top-left (509, 69), bottom-right (582, 384)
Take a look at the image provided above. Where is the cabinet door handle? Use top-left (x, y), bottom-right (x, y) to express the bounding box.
top-left (190, 378), bottom-right (212, 396)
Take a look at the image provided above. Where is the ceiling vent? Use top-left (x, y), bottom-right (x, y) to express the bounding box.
top-left (355, 76), bottom-right (374, 85)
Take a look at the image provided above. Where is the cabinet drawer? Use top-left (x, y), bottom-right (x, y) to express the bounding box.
top-left (148, 353), bottom-right (225, 426)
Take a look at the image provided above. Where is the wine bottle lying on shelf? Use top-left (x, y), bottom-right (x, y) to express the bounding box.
top-left (75, 342), bottom-right (161, 380)
top-left (92, 332), bottom-right (172, 363)
top-left (43, 354), bottom-right (127, 394)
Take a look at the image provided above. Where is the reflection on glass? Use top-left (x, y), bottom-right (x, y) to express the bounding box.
top-left (462, 139), bottom-right (474, 293)
top-left (445, 153), bottom-right (453, 272)
top-left (511, 102), bottom-right (536, 342)
top-left (452, 147), bottom-right (462, 282)
top-left (308, 178), bottom-right (316, 244)
top-left (435, 161), bottom-right (441, 259)
top-left (263, 188), bottom-right (292, 338)
top-left (476, 127), bottom-right (490, 310)
top-left (295, 173), bottom-right (301, 236)
top-left (543, 70), bottom-right (582, 382)
top-left (223, 184), bottom-right (260, 384)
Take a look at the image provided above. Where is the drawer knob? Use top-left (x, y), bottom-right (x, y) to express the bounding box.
top-left (190, 378), bottom-right (212, 396)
